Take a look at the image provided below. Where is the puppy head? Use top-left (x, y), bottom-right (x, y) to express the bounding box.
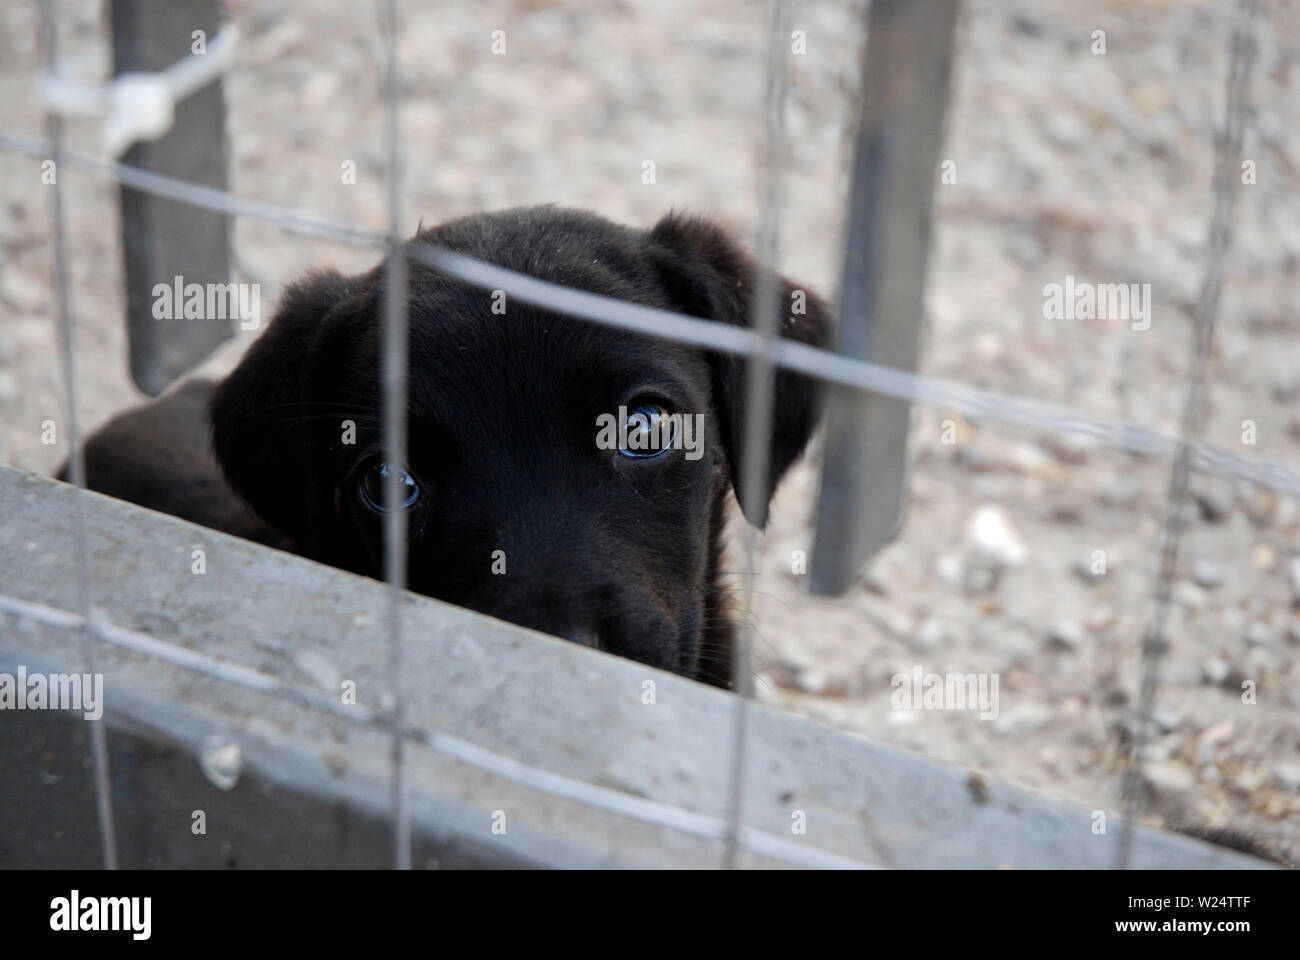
top-left (210, 207), bottom-right (828, 681)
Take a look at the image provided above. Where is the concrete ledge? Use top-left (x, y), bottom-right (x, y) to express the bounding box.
top-left (0, 465), bottom-right (1272, 868)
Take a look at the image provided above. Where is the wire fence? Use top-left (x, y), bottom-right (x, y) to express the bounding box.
top-left (2, 0), bottom-right (1278, 869)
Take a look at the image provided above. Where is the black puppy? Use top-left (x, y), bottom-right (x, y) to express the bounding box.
top-left (74, 207), bottom-right (829, 687)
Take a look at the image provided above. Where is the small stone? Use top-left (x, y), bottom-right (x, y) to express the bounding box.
top-left (1285, 618), bottom-right (1300, 646)
top-left (1239, 484), bottom-right (1278, 527)
top-left (794, 668), bottom-right (828, 695)
top-left (1036, 747), bottom-right (1062, 776)
top-left (966, 566), bottom-right (996, 593)
top-left (199, 736), bottom-right (242, 792)
top-left (884, 609), bottom-right (915, 639)
top-left (1001, 441), bottom-right (1050, 474)
top-left (914, 619), bottom-right (943, 652)
top-left (1272, 762), bottom-right (1300, 793)
top-left (965, 505), bottom-right (1029, 570)
top-left (1246, 646), bottom-right (1272, 670)
top-left (0, 272), bottom-right (43, 312)
top-left (1140, 735), bottom-right (1181, 765)
top-left (1250, 542), bottom-right (1276, 571)
top-left (1043, 110), bottom-right (1087, 147)
top-left (1245, 622), bottom-right (1272, 649)
top-left (967, 771), bottom-right (991, 803)
top-left (777, 644), bottom-right (815, 673)
top-left (1174, 581), bottom-right (1209, 611)
top-left (916, 616), bottom-right (962, 652)
top-left (1288, 557), bottom-right (1300, 602)
top-left (935, 552), bottom-right (964, 586)
top-left (1050, 496), bottom-right (1088, 524)
top-left (1152, 706), bottom-right (1182, 733)
top-left (1099, 476), bottom-right (1142, 508)
top-left (1193, 477), bottom-right (1235, 523)
top-left (956, 446), bottom-right (996, 472)
top-left (1075, 555), bottom-right (1106, 582)
top-left (970, 473), bottom-right (1011, 502)
top-left (1278, 499), bottom-right (1299, 529)
top-left (1272, 371), bottom-right (1300, 403)
top-left (1046, 619), bottom-right (1085, 651)
top-left (1201, 656), bottom-right (1230, 687)
top-left (1196, 719), bottom-right (1235, 765)
top-left (972, 332), bottom-right (1003, 364)
top-left (1043, 432), bottom-right (1092, 464)
top-left (1244, 595), bottom-right (1270, 617)
top-left (993, 704), bottom-right (1052, 738)
top-left (886, 706), bottom-right (919, 726)
top-left (1142, 761), bottom-right (1196, 800)
top-left (861, 562), bottom-right (890, 596)
top-left (1011, 13), bottom-right (1044, 36)
top-left (1008, 227), bottom-right (1045, 264)
top-left (999, 628), bottom-right (1036, 662)
top-left (1233, 768), bottom-right (1266, 793)
top-left (1085, 605), bottom-right (1118, 632)
top-left (1191, 557), bottom-right (1224, 589)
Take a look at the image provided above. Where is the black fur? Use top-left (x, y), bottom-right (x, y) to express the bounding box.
top-left (63, 379), bottom-right (287, 550)
top-left (74, 207), bottom-right (829, 687)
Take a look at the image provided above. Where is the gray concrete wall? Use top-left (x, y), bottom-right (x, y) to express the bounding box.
top-left (0, 465), bottom-right (1271, 868)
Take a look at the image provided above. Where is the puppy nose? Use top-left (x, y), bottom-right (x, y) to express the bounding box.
top-left (561, 628), bottom-right (601, 650)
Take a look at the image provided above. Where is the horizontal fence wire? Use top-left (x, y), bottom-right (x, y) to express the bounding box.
top-left (0, 131), bottom-right (383, 246)
top-left (410, 250), bottom-right (1300, 499)
top-left (2, 130), bottom-right (1298, 501)
top-left (0, 593), bottom-right (873, 870)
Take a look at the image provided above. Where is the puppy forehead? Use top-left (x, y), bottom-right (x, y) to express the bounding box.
top-left (340, 206), bottom-right (714, 420)
top-left (402, 296), bottom-right (710, 414)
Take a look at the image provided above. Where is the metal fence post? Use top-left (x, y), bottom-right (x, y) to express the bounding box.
top-left (111, 0), bottom-right (231, 395)
top-left (810, 0), bottom-right (960, 595)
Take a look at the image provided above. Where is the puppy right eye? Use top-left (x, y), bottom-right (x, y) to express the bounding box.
top-left (358, 461), bottom-right (420, 512)
top-left (619, 402), bottom-right (677, 459)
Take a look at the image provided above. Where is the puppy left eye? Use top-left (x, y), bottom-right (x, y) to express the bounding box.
top-left (358, 461), bottom-right (420, 511)
top-left (620, 403), bottom-right (676, 459)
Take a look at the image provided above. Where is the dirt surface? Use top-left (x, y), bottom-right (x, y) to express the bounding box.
top-left (2, 0), bottom-right (1297, 863)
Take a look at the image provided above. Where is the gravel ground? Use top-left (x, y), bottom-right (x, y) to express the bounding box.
top-left (2, 0), bottom-right (1297, 863)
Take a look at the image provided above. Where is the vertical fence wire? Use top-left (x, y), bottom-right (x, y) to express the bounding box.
top-left (1116, 0), bottom-right (1259, 869)
top-left (38, 0), bottom-right (118, 870)
top-left (379, 0), bottom-right (412, 871)
top-left (721, 0), bottom-right (794, 870)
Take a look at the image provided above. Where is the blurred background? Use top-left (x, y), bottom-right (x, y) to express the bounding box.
top-left (1, 0), bottom-right (1297, 862)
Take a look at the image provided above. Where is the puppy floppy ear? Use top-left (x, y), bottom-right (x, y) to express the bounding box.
top-left (646, 213), bottom-right (830, 526)
top-left (208, 270), bottom-right (364, 552)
